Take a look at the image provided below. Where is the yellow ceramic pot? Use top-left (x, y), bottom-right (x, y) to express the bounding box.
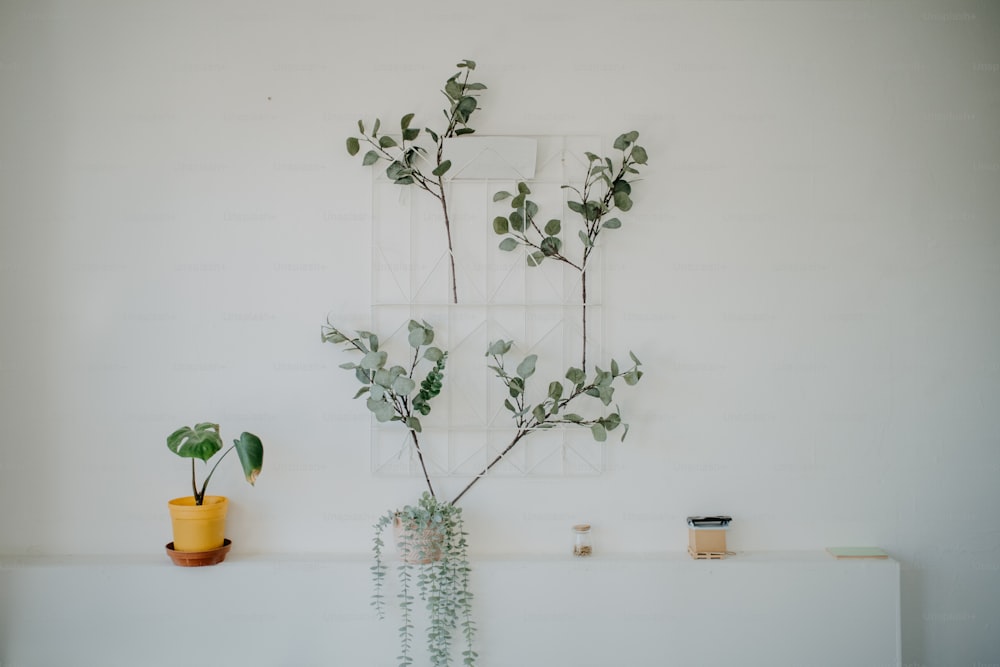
top-left (168, 496), bottom-right (228, 552)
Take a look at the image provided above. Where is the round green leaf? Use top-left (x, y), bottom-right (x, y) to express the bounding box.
top-left (487, 339), bottom-right (512, 356)
top-left (391, 375), bottom-right (416, 396)
top-left (540, 236), bottom-right (562, 257)
top-left (360, 350), bottom-right (388, 370)
top-left (547, 381), bottom-right (563, 400)
top-left (367, 397), bottom-right (395, 422)
top-left (432, 160), bottom-right (452, 177)
top-left (516, 354), bottom-right (537, 379)
top-left (346, 137), bottom-right (360, 156)
top-left (613, 191), bottom-right (633, 211)
top-left (498, 237), bottom-right (518, 252)
top-left (493, 216), bottom-right (509, 235)
top-left (509, 211), bottom-right (524, 232)
top-left (408, 325), bottom-right (432, 348)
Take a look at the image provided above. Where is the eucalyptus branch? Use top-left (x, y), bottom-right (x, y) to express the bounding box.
top-left (491, 132), bottom-right (648, 371)
top-left (322, 319), bottom-right (447, 499)
top-left (450, 429), bottom-right (529, 506)
top-left (346, 59), bottom-right (485, 303)
top-left (450, 342), bottom-right (643, 505)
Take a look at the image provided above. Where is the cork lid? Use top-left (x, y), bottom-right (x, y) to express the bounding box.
top-left (572, 524), bottom-right (591, 532)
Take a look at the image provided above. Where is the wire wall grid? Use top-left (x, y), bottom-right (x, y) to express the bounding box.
top-left (369, 135), bottom-right (612, 479)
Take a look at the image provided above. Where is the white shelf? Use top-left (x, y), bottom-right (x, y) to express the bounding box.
top-left (1, 550), bottom-right (901, 667)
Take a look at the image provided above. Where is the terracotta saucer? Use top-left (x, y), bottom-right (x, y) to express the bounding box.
top-left (165, 539), bottom-right (232, 567)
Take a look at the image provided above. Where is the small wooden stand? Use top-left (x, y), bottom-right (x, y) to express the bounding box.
top-left (687, 546), bottom-right (728, 560)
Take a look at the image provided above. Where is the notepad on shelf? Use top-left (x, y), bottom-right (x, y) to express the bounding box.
top-left (826, 546), bottom-right (888, 559)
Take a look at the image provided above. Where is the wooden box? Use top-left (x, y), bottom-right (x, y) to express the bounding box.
top-left (688, 527), bottom-right (728, 557)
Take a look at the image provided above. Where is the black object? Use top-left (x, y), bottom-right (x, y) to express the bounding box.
top-left (687, 516), bottom-right (732, 527)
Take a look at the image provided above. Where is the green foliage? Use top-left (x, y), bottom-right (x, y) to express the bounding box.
top-left (413, 351), bottom-right (447, 416)
top-left (492, 133), bottom-right (647, 273)
top-left (372, 492), bottom-right (476, 667)
top-left (166, 423), bottom-right (264, 505)
top-left (335, 61), bottom-right (650, 667)
top-left (343, 59), bottom-right (487, 304)
top-left (167, 422), bottom-right (223, 462)
top-left (484, 341), bottom-right (643, 442)
top-left (344, 61), bottom-right (486, 186)
top-left (322, 319), bottom-right (447, 431)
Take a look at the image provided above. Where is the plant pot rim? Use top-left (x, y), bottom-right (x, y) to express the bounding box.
top-left (168, 495), bottom-right (228, 507)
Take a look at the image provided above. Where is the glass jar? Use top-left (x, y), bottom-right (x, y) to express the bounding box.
top-left (572, 524), bottom-right (592, 556)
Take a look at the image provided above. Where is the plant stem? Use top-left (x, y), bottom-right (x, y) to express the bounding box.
top-left (433, 66), bottom-right (473, 304)
top-left (581, 268), bottom-right (588, 373)
top-left (198, 444), bottom-right (235, 503)
top-left (450, 430), bottom-right (528, 506)
top-left (409, 429), bottom-right (437, 499)
top-left (437, 185), bottom-right (458, 304)
top-left (190, 459), bottom-right (200, 504)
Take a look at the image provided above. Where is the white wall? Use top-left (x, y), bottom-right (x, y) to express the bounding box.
top-left (0, 0), bottom-right (997, 664)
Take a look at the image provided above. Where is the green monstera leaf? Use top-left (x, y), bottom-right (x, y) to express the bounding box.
top-left (166, 422), bottom-right (223, 462)
top-left (234, 432), bottom-right (264, 485)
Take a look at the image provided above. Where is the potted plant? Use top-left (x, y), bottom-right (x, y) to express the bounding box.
top-left (165, 422), bottom-right (264, 566)
top-left (333, 59), bottom-right (647, 667)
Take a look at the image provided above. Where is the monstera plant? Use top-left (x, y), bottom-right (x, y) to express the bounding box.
top-left (167, 422), bottom-right (264, 505)
top-left (164, 422), bottom-right (264, 563)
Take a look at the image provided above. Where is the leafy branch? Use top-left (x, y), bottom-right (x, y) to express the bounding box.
top-left (346, 59), bottom-right (486, 304)
top-left (449, 341), bottom-right (643, 505)
top-left (492, 131), bottom-right (648, 371)
top-left (322, 319), bottom-right (447, 499)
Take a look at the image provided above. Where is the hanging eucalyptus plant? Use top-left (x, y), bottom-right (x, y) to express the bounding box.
top-left (372, 492), bottom-right (476, 667)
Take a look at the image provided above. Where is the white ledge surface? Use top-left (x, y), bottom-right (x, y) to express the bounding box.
top-left (0, 550), bottom-right (901, 667)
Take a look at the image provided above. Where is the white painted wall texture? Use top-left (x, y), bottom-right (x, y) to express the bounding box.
top-left (0, 0), bottom-right (997, 664)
